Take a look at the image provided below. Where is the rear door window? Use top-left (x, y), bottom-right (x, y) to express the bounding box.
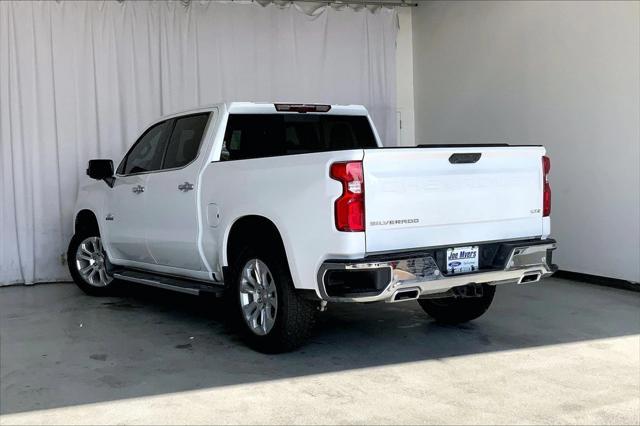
top-left (221, 114), bottom-right (377, 161)
top-left (162, 113), bottom-right (210, 169)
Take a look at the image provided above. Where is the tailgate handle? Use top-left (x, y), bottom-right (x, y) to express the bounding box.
top-left (449, 153), bottom-right (481, 164)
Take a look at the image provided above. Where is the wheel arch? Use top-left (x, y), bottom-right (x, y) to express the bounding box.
top-left (74, 209), bottom-right (100, 235)
top-left (224, 215), bottom-right (287, 266)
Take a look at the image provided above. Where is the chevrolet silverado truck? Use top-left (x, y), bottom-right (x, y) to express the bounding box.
top-left (68, 102), bottom-right (557, 352)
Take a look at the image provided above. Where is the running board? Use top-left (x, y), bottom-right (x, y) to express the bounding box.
top-left (113, 270), bottom-right (225, 297)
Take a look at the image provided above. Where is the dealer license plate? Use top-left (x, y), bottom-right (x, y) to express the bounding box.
top-left (446, 246), bottom-right (479, 274)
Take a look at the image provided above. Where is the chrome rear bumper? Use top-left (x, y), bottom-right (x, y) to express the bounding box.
top-left (318, 240), bottom-right (557, 303)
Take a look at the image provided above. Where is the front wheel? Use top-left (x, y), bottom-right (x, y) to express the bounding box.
top-left (67, 231), bottom-right (118, 296)
top-left (231, 247), bottom-right (316, 353)
top-left (417, 284), bottom-right (496, 324)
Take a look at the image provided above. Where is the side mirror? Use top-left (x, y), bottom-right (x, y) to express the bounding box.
top-left (86, 159), bottom-right (114, 185)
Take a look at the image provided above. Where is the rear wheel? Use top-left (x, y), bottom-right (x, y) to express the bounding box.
top-left (67, 231), bottom-right (118, 296)
top-left (417, 284), bottom-right (496, 324)
top-left (230, 246), bottom-right (316, 353)
top-left (239, 258), bottom-right (279, 336)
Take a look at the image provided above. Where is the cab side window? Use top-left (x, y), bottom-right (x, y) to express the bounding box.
top-left (162, 113), bottom-right (210, 169)
top-left (118, 120), bottom-right (171, 175)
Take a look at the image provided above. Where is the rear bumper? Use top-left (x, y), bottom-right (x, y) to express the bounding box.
top-left (317, 238), bottom-right (557, 303)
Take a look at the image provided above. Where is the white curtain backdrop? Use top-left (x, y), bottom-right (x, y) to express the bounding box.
top-left (0, 0), bottom-right (397, 285)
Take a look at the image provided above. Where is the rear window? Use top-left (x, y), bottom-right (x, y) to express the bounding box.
top-left (221, 114), bottom-right (377, 161)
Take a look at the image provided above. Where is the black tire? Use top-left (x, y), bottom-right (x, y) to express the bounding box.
top-left (417, 284), bottom-right (496, 324)
top-left (228, 245), bottom-right (316, 353)
top-left (67, 230), bottom-right (119, 297)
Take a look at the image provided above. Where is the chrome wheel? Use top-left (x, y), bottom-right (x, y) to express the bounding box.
top-left (75, 236), bottom-right (113, 287)
top-left (239, 259), bottom-right (278, 336)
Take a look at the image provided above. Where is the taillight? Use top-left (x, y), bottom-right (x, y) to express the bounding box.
top-left (542, 155), bottom-right (551, 217)
top-left (330, 161), bottom-right (365, 232)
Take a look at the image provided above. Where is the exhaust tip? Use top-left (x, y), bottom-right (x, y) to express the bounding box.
top-left (519, 273), bottom-right (541, 284)
top-left (391, 288), bottom-right (420, 302)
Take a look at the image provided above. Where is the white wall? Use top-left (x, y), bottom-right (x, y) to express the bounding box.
top-left (396, 7), bottom-right (416, 146)
top-left (411, 1), bottom-right (640, 282)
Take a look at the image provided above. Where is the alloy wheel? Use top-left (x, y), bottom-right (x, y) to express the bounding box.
top-left (239, 258), bottom-right (278, 336)
top-left (75, 236), bottom-right (113, 287)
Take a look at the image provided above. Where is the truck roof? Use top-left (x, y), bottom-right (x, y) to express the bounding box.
top-left (158, 102), bottom-right (369, 121)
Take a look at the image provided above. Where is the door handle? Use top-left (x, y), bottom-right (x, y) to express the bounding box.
top-left (178, 182), bottom-right (194, 192)
top-left (132, 185), bottom-right (145, 194)
top-left (449, 153), bottom-right (482, 164)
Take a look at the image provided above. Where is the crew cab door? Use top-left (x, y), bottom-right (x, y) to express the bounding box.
top-left (144, 112), bottom-right (212, 271)
top-left (107, 119), bottom-right (173, 263)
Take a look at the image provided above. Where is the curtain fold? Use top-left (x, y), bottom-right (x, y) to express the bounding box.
top-left (0, 0), bottom-right (397, 285)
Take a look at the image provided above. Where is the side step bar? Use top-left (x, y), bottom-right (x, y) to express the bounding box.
top-left (113, 270), bottom-right (225, 297)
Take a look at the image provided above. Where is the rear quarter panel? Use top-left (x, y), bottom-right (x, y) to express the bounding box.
top-left (200, 150), bottom-right (367, 292)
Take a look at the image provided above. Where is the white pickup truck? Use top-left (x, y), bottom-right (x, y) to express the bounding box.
top-left (69, 102), bottom-right (557, 352)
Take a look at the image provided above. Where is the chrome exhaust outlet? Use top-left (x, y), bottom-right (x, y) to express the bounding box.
top-left (518, 272), bottom-right (542, 284)
top-left (390, 288), bottom-right (420, 303)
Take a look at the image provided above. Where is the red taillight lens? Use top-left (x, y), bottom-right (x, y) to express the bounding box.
top-left (330, 161), bottom-right (365, 232)
top-left (542, 156), bottom-right (551, 217)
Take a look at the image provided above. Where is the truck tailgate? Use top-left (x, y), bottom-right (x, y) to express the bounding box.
top-left (363, 146), bottom-right (546, 253)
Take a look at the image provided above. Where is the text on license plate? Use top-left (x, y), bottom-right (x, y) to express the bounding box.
top-left (446, 246), bottom-right (479, 274)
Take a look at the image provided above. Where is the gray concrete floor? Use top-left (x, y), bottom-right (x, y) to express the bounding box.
top-left (1, 278), bottom-right (638, 425)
